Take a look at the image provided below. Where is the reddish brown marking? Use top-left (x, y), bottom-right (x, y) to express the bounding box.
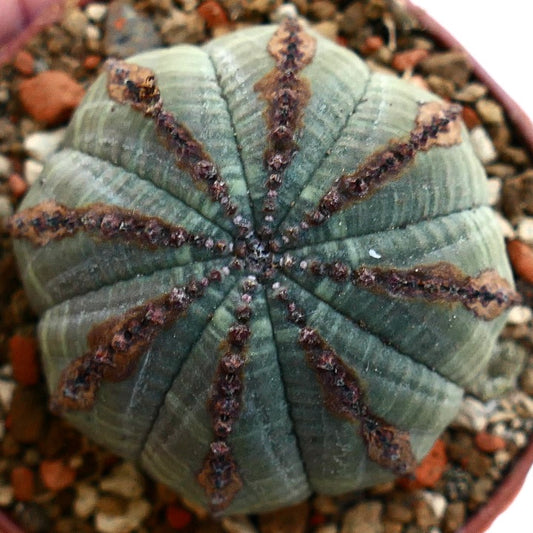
top-left (276, 287), bottom-right (416, 476)
top-left (198, 277), bottom-right (257, 513)
top-left (254, 18), bottom-right (316, 238)
top-left (302, 101), bottom-right (462, 227)
top-left (50, 277), bottom-right (216, 413)
top-left (352, 262), bottom-right (520, 320)
top-left (105, 59), bottom-right (239, 220)
top-left (7, 200), bottom-right (227, 251)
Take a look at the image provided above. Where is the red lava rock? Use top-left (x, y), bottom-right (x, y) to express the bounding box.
top-left (507, 238), bottom-right (533, 284)
top-left (462, 105), bottom-right (481, 129)
top-left (8, 173), bottom-right (28, 198)
top-left (399, 439), bottom-right (447, 490)
top-left (166, 504), bottom-right (193, 529)
top-left (9, 334), bottom-right (40, 385)
top-left (474, 431), bottom-right (507, 453)
top-left (391, 49), bottom-right (429, 71)
top-left (40, 459), bottom-right (77, 491)
top-left (9, 386), bottom-right (47, 444)
top-left (360, 35), bottom-right (384, 55)
top-left (13, 50), bottom-right (34, 75)
top-left (18, 70), bottom-right (85, 126)
top-left (197, 1), bottom-right (229, 29)
top-left (309, 512), bottom-right (327, 526)
top-left (11, 466), bottom-right (35, 501)
top-left (83, 54), bottom-right (101, 70)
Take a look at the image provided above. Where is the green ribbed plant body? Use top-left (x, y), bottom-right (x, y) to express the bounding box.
top-left (9, 21), bottom-right (518, 515)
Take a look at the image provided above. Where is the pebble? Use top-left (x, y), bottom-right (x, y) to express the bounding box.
top-left (486, 177), bottom-right (501, 205)
top-left (86, 3), bottom-right (108, 22)
top-left (271, 3), bottom-right (300, 22)
top-left (453, 396), bottom-right (490, 432)
top-left (520, 367), bottom-right (533, 395)
top-left (259, 501), bottom-right (309, 533)
top-left (0, 154), bottom-right (12, 177)
top-left (18, 71), bottom-right (85, 126)
top-left (74, 483), bottom-right (98, 519)
top-left (105, 1), bottom-right (162, 56)
top-left (426, 74), bottom-right (455, 99)
top-left (312, 21), bottom-right (339, 41)
top-left (13, 501), bottom-right (51, 533)
top-left (420, 51), bottom-right (472, 86)
top-left (9, 386), bottom-right (47, 444)
top-left (222, 515), bottom-right (258, 533)
top-left (385, 501), bottom-right (412, 523)
top-left (469, 125), bottom-right (498, 164)
top-left (506, 305), bottom-right (532, 325)
top-left (8, 174), bottom-right (28, 198)
top-left (0, 380), bottom-right (15, 410)
top-left (40, 459), bottom-right (77, 491)
top-left (86, 24), bottom-right (101, 42)
top-left (443, 502), bottom-right (465, 533)
top-left (454, 82), bottom-right (487, 103)
top-left (413, 439), bottom-right (447, 488)
top-left (11, 465), bottom-right (35, 501)
top-left (421, 491), bottom-right (446, 521)
top-left (84, 55), bottom-right (101, 70)
top-left (391, 49), bottom-right (429, 71)
top-left (315, 526), bottom-right (338, 533)
top-left (0, 485), bottom-right (14, 506)
top-left (341, 501), bottom-right (383, 533)
top-left (507, 238), bottom-right (533, 284)
top-left (95, 499), bottom-right (151, 533)
top-left (198, 0), bottom-right (230, 28)
top-left (8, 335), bottom-right (40, 386)
top-left (14, 50), bottom-right (35, 75)
top-left (313, 495), bottom-right (339, 515)
top-left (160, 9), bottom-right (206, 44)
top-left (166, 504), bottom-right (193, 529)
top-left (100, 462), bottom-right (144, 499)
top-left (62, 7), bottom-right (89, 37)
top-left (470, 477), bottom-right (493, 505)
top-left (461, 106), bottom-right (481, 129)
top-left (24, 158), bottom-right (44, 185)
top-left (476, 98), bottom-right (504, 125)
top-left (413, 498), bottom-right (438, 528)
top-left (517, 217), bottom-right (533, 242)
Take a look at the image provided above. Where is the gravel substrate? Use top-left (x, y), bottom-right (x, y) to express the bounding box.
top-left (0, 1), bottom-right (532, 532)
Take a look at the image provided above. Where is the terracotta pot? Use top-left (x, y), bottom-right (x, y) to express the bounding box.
top-left (0, 2), bottom-right (531, 532)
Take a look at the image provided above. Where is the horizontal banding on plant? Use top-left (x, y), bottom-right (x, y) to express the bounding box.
top-left (6, 200), bottom-right (229, 251)
top-left (254, 17), bottom-right (316, 239)
top-left (305, 260), bottom-right (520, 320)
top-left (275, 284), bottom-right (416, 475)
top-left (106, 59), bottom-right (242, 222)
top-left (198, 277), bottom-right (257, 513)
top-left (49, 274), bottom-right (224, 413)
top-left (302, 101), bottom-right (462, 228)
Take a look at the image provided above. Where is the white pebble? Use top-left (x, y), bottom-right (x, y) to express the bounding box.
top-left (486, 177), bottom-right (501, 206)
top-left (95, 499), bottom-right (150, 533)
top-left (86, 24), bottom-right (101, 42)
top-left (513, 431), bottom-right (527, 447)
top-left (0, 380), bottom-right (15, 410)
top-left (421, 491), bottom-right (447, 520)
top-left (24, 128), bottom-right (66, 162)
top-left (100, 462), bottom-right (144, 499)
top-left (368, 248), bottom-right (381, 259)
top-left (452, 396), bottom-right (490, 432)
top-left (469, 126), bottom-right (497, 164)
top-left (271, 3), bottom-right (299, 22)
top-left (24, 159), bottom-right (44, 185)
top-left (0, 485), bottom-right (14, 506)
top-left (86, 3), bottom-right (108, 22)
top-left (74, 483), bottom-right (98, 519)
top-left (506, 305), bottom-right (532, 325)
top-left (517, 217), bottom-right (533, 243)
top-left (0, 154), bottom-right (12, 178)
top-left (315, 527), bottom-right (338, 533)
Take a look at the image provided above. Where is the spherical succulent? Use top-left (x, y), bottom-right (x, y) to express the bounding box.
top-left (9, 19), bottom-right (520, 515)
